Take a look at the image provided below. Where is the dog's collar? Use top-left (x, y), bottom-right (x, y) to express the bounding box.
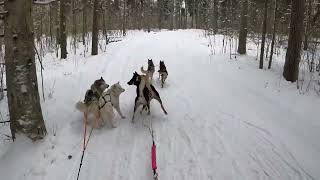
top-left (99, 93), bottom-right (112, 110)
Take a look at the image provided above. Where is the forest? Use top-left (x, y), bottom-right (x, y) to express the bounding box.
top-left (0, 0), bottom-right (319, 180)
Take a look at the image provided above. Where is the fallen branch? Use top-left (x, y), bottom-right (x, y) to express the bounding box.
top-left (33, 0), bottom-right (56, 5)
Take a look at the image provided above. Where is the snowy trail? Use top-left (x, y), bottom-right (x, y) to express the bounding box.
top-left (0, 30), bottom-right (319, 180)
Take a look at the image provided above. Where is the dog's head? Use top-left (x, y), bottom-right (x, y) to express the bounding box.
top-left (110, 82), bottom-right (125, 95)
top-left (148, 59), bottom-right (154, 67)
top-left (159, 60), bottom-right (165, 67)
top-left (94, 77), bottom-right (109, 92)
top-left (127, 72), bottom-right (141, 86)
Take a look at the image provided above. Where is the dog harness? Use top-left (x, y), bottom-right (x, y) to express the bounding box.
top-left (99, 93), bottom-right (112, 110)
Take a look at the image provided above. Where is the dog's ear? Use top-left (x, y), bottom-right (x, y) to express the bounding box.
top-left (117, 81), bottom-right (120, 84)
top-left (100, 77), bottom-right (103, 80)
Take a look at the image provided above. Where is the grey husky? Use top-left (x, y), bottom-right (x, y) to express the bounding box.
top-left (76, 77), bottom-right (109, 128)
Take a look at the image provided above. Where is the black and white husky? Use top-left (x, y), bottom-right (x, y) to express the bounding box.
top-left (158, 60), bottom-right (168, 88)
top-left (141, 59), bottom-right (155, 81)
top-left (127, 71), bottom-right (167, 122)
top-left (76, 77), bottom-right (109, 128)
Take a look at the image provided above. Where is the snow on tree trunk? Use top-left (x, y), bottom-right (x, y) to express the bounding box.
top-left (4, 0), bottom-right (47, 141)
top-left (283, 0), bottom-right (305, 82)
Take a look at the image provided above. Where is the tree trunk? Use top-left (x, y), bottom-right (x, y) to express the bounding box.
top-left (92, 0), bottom-right (100, 55)
top-left (122, 0), bottom-right (127, 36)
top-left (102, 6), bottom-right (107, 37)
top-left (259, 0), bottom-right (268, 69)
top-left (146, 0), bottom-right (151, 33)
top-left (185, 6), bottom-right (188, 29)
top-left (237, 0), bottom-right (248, 54)
top-left (49, 4), bottom-right (53, 44)
top-left (170, 0), bottom-right (174, 30)
top-left (303, 0), bottom-right (312, 50)
top-left (72, 0), bottom-right (77, 54)
top-left (4, 0), bottom-right (47, 141)
top-left (158, 0), bottom-right (162, 29)
top-left (82, 0), bottom-right (87, 45)
top-left (195, 3), bottom-right (199, 29)
top-left (53, 1), bottom-right (59, 57)
top-left (191, 0), bottom-right (194, 28)
top-left (60, 0), bottom-right (67, 59)
top-left (283, 0), bottom-right (305, 82)
top-left (213, 0), bottom-right (218, 32)
top-left (268, 0), bottom-right (278, 69)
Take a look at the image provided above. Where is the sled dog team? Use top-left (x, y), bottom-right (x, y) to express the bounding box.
top-left (76, 59), bottom-right (168, 128)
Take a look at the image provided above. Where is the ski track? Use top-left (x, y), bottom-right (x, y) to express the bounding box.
top-left (0, 30), bottom-right (319, 180)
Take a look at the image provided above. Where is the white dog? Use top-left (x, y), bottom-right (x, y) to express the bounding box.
top-left (99, 82), bottom-right (126, 128)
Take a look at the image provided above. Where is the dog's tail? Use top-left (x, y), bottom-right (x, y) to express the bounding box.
top-left (141, 66), bottom-right (148, 74)
top-left (75, 101), bottom-right (87, 113)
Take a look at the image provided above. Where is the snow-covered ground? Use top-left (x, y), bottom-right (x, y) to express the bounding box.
top-left (0, 30), bottom-right (319, 180)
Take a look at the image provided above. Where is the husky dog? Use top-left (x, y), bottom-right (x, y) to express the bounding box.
top-left (127, 71), bottom-right (167, 122)
top-left (158, 61), bottom-right (168, 88)
top-left (99, 82), bottom-right (126, 128)
top-left (141, 59), bottom-right (155, 81)
top-left (91, 77), bottom-right (109, 96)
top-left (76, 77), bottom-right (109, 128)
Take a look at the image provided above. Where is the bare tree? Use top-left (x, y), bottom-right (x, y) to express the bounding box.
top-left (4, 0), bottom-right (47, 140)
top-left (82, 0), bottom-right (87, 45)
top-left (122, 0), bottom-right (127, 36)
top-left (238, 0), bottom-right (248, 54)
top-left (60, 0), bottom-right (67, 59)
top-left (283, 0), bottom-right (305, 82)
top-left (92, 0), bottom-right (100, 55)
top-left (268, 0), bottom-right (278, 69)
top-left (259, 0), bottom-right (268, 69)
top-left (158, 0), bottom-right (163, 29)
top-left (213, 0), bottom-right (218, 32)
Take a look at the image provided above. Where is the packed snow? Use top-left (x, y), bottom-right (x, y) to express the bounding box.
top-left (0, 30), bottom-right (319, 180)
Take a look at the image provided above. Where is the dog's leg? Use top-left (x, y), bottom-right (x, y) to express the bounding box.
top-left (114, 104), bottom-right (126, 119)
top-left (84, 112), bottom-right (87, 124)
top-left (155, 97), bottom-right (168, 115)
top-left (132, 104), bottom-right (137, 123)
top-left (147, 103), bottom-right (151, 115)
top-left (140, 105), bottom-right (146, 115)
top-left (83, 112), bottom-right (88, 125)
top-left (160, 103), bottom-right (168, 115)
top-left (132, 97), bottom-right (140, 123)
top-left (94, 112), bottom-right (101, 128)
top-left (161, 75), bottom-right (164, 88)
